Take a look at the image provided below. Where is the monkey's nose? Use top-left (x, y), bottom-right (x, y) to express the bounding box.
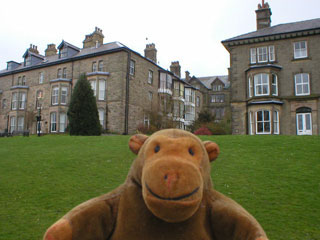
top-left (164, 173), bottom-right (179, 190)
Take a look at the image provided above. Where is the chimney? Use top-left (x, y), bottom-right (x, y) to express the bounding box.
top-left (255, 0), bottom-right (272, 30)
top-left (144, 43), bottom-right (157, 63)
top-left (185, 71), bottom-right (190, 82)
top-left (45, 44), bottom-right (57, 57)
top-left (170, 61), bottom-right (181, 78)
top-left (83, 27), bottom-right (104, 49)
top-left (29, 44), bottom-right (39, 54)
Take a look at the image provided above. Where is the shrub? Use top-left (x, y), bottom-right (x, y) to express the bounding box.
top-left (194, 126), bottom-right (212, 135)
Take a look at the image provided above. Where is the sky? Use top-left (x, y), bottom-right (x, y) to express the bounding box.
top-left (0, 0), bottom-right (319, 78)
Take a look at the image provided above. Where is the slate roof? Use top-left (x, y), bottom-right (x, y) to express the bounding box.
top-left (222, 18), bottom-right (320, 43)
top-left (197, 75), bottom-right (229, 89)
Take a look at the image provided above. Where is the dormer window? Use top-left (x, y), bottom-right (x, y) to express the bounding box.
top-left (213, 85), bottom-right (223, 91)
top-left (61, 48), bottom-right (68, 58)
top-left (25, 56), bottom-right (31, 66)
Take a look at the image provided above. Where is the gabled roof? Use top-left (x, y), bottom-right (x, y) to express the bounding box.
top-left (22, 49), bottom-right (45, 59)
top-left (196, 75), bottom-right (229, 89)
top-left (222, 18), bottom-right (320, 43)
top-left (57, 40), bottom-right (80, 51)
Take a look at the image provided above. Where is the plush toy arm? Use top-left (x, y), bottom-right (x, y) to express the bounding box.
top-left (209, 190), bottom-right (268, 240)
top-left (43, 193), bottom-right (120, 240)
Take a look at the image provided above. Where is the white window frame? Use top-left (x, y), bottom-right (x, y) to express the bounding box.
top-left (248, 77), bottom-right (253, 98)
top-left (17, 116), bottom-right (24, 131)
top-left (39, 72), bottom-right (44, 84)
top-left (98, 80), bottom-right (106, 100)
top-left (256, 110), bottom-right (271, 134)
top-left (98, 60), bottom-right (104, 71)
top-left (90, 80), bottom-right (97, 96)
top-left (22, 76), bottom-right (26, 86)
top-left (19, 93), bottom-right (26, 109)
top-left (271, 74), bottom-right (278, 96)
top-left (61, 87), bottom-right (68, 105)
top-left (273, 111), bottom-right (279, 134)
top-left (63, 68), bottom-right (67, 78)
top-left (185, 88), bottom-right (192, 103)
top-left (294, 41), bottom-right (307, 59)
top-left (50, 112), bottom-right (57, 132)
top-left (254, 73), bottom-right (269, 96)
top-left (98, 109), bottom-right (105, 128)
top-left (295, 73), bottom-right (310, 96)
top-left (10, 116), bottom-right (16, 133)
top-left (92, 62), bottom-right (97, 72)
top-left (249, 111), bottom-right (254, 135)
top-left (269, 46), bottom-right (275, 62)
top-left (59, 113), bottom-right (67, 133)
top-left (52, 87), bottom-right (59, 105)
top-left (296, 112), bottom-right (312, 135)
top-left (129, 60), bottom-right (135, 75)
top-left (250, 48), bottom-right (257, 64)
top-left (257, 47), bottom-right (268, 63)
top-left (148, 70), bottom-right (153, 84)
top-left (12, 93), bottom-right (18, 110)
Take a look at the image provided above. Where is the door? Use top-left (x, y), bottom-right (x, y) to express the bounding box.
top-left (296, 113), bottom-right (312, 135)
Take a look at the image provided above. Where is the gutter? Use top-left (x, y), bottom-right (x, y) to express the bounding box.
top-left (123, 49), bottom-right (131, 135)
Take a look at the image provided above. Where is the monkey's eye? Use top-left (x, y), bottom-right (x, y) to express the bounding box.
top-left (154, 145), bottom-right (160, 153)
top-left (188, 148), bottom-right (194, 156)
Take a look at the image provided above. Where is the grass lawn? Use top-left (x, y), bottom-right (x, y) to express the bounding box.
top-left (0, 134), bottom-right (319, 240)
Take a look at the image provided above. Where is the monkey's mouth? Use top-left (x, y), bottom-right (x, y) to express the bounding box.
top-left (145, 183), bottom-right (199, 201)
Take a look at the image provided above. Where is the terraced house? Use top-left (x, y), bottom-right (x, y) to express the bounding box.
top-left (0, 28), bottom-right (202, 135)
top-left (222, 1), bottom-right (320, 135)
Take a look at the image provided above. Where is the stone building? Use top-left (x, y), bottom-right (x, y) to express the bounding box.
top-left (0, 28), bottom-right (202, 135)
top-left (222, 1), bottom-right (320, 135)
top-left (186, 75), bottom-right (230, 121)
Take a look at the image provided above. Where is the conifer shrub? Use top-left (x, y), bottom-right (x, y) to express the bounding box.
top-left (67, 74), bottom-right (101, 136)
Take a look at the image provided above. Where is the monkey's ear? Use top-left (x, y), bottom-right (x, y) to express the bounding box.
top-left (203, 141), bottom-right (220, 162)
top-left (129, 134), bottom-right (149, 155)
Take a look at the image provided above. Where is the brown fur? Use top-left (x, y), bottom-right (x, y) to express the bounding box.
top-left (43, 129), bottom-right (268, 240)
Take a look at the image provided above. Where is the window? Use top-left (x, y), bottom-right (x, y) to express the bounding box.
top-left (249, 112), bottom-right (254, 135)
top-left (10, 116), bottom-right (16, 133)
top-left (25, 56), bottom-right (31, 66)
top-left (295, 73), bottom-right (310, 96)
top-left (257, 47), bottom-right (268, 63)
top-left (36, 90), bottom-right (43, 109)
top-left (173, 101), bottom-right (179, 117)
top-left (98, 109), bottom-right (105, 128)
top-left (185, 89), bottom-right (191, 102)
top-left (180, 102), bottom-right (184, 118)
top-left (273, 111), bottom-right (279, 134)
top-left (148, 91), bottom-right (153, 101)
top-left (90, 81), bottom-right (97, 96)
top-left (294, 41), bottom-right (307, 59)
top-left (17, 117), bottom-right (24, 131)
top-left (248, 77), bottom-right (253, 97)
top-left (185, 105), bottom-right (195, 121)
top-left (50, 112), bottom-right (57, 132)
top-left (2, 99), bottom-right (7, 109)
top-left (61, 48), bottom-right (68, 58)
top-left (39, 72), bottom-right (44, 84)
top-left (212, 85), bottom-right (222, 91)
top-left (256, 110), bottom-right (271, 134)
top-left (269, 46), bottom-right (275, 62)
top-left (166, 75), bottom-right (172, 89)
top-left (129, 60), bottom-right (135, 75)
top-left (52, 87), bottom-right (59, 105)
top-left (98, 60), bottom-right (104, 71)
top-left (17, 76), bottom-right (22, 85)
top-left (98, 80), bottom-right (105, 100)
top-left (271, 74), bottom-right (278, 96)
top-left (296, 112), bottom-right (312, 135)
top-left (144, 114), bottom-right (150, 128)
top-left (211, 94), bottom-right (224, 103)
top-left (148, 70), bottom-right (153, 84)
top-left (57, 69), bottom-right (62, 78)
top-left (212, 107), bottom-right (225, 119)
top-left (250, 48), bottom-right (257, 64)
top-left (59, 113), bottom-right (67, 133)
top-left (173, 81), bottom-right (179, 96)
top-left (61, 87), bottom-right (68, 105)
top-left (11, 93), bottom-right (18, 110)
top-left (22, 76), bottom-right (26, 85)
top-left (250, 45), bottom-right (275, 63)
top-left (18, 93), bottom-right (26, 109)
top-left (92, 62), bottom-right (97, 72)
top-left (196, 96), bottom-right (200, 107)
top-left (180, 83), bottom-right (184, 97)
top-left (254, 73), bottom-right (269, 96)
top-left (63, 68), bottom-right (67, 78)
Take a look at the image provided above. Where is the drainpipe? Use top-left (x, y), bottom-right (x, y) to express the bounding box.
top-left (123, 49), bottom-right (131, 135)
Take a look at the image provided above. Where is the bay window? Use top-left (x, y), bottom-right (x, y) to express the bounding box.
top-left (10, 117), bottom-right (16, 133)
top-left (11, 93), bottom-right (18, 110)
top-left (59, 113), bottom-right (67, 133)
top-left (250, 45), bottom-right (275, 63)
top-left (52, 87), bottom-right (59, 105)
top-left (271, 74), bottom-right (278, 96)
top-left (273, 111), bottom-right (279, 134)
top-left (50, 112), bottom-right (57, 132)
top-left (61, 87), bottom-right (68, 104)
top-left (254, 73), bottom-right (269, 96)
top-left (90, 81), bottom-right (97, 96)
top-left (256, 110), bottom-right (271, 134)
top-left (98, 80), bottom-right (106, 100)
top-left (17, 117), bottom-right (24, 131)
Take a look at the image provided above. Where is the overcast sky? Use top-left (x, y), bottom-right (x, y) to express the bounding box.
top-left (1, 0), bottom-right (319, 78)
